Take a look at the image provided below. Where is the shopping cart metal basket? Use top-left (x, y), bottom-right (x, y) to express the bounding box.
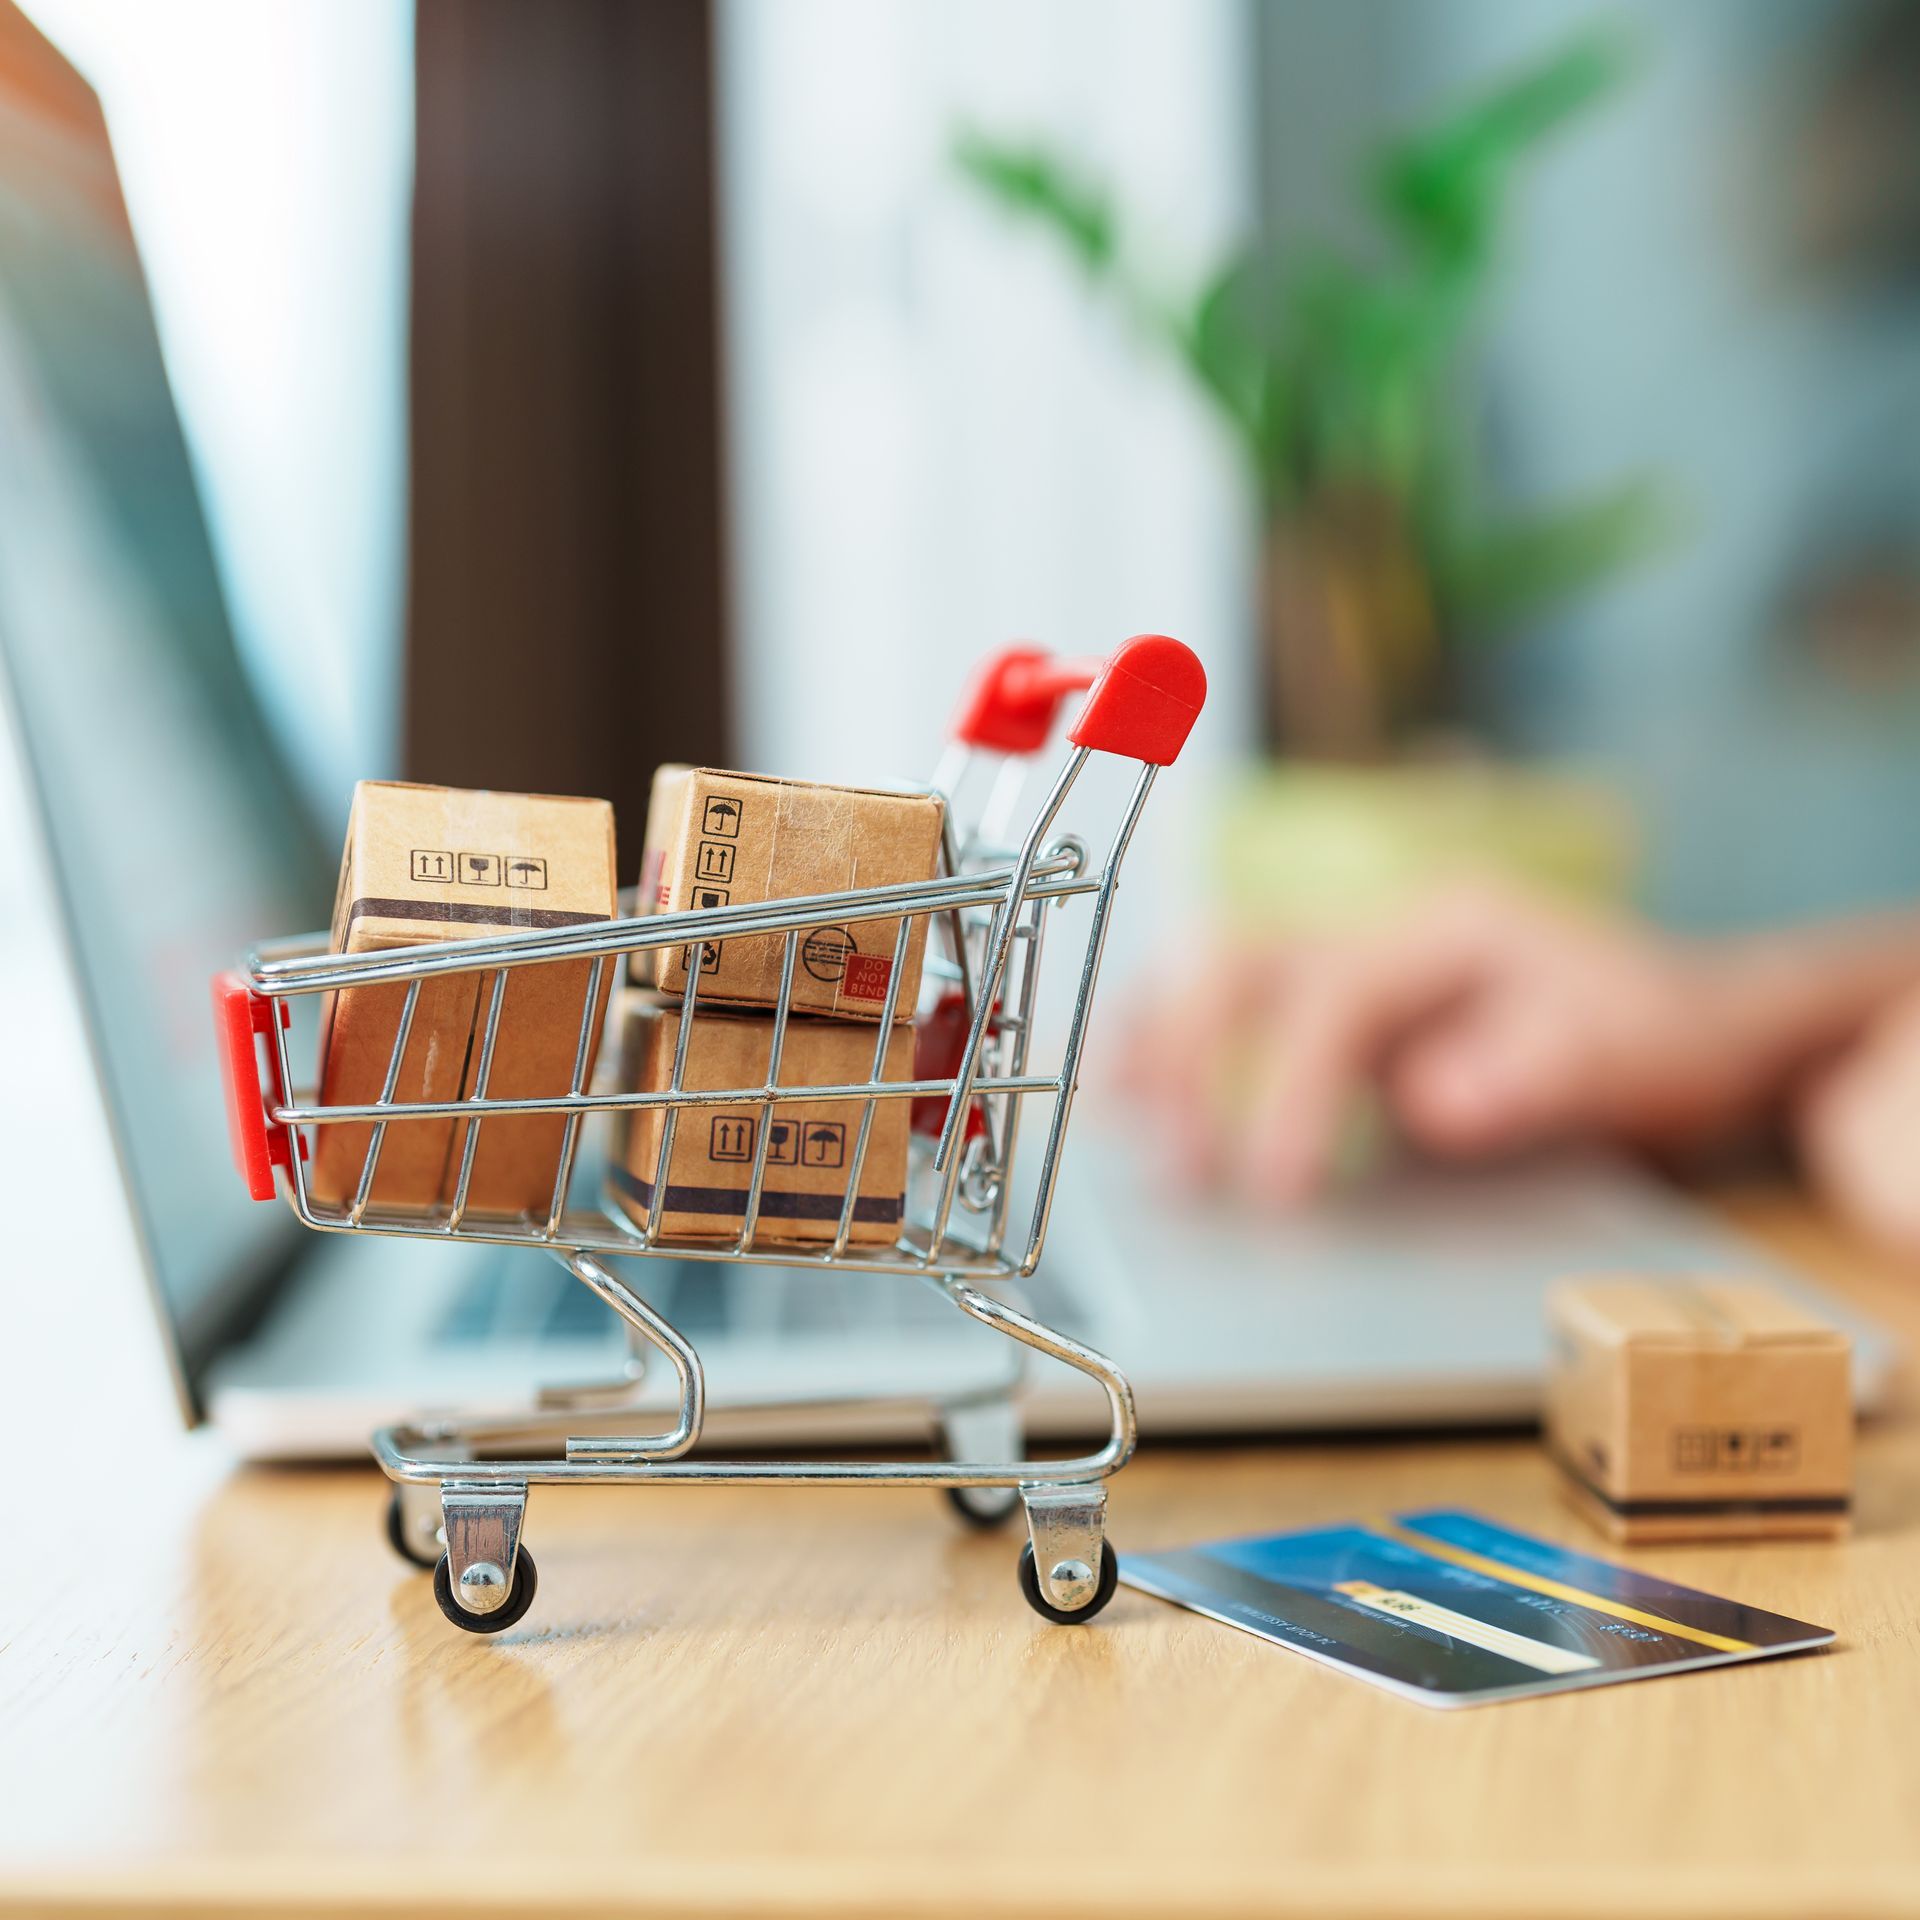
top-left (213, 633), bottom-right (1206, 1633)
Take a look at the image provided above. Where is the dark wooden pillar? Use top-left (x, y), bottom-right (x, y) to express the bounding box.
top-left (406, 0), bottom-right (730, 845)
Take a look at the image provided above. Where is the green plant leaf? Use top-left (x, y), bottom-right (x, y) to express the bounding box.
top-left (1374, 24), bottom-right (1635, 270)
top-left (1178, 250), bottom-right (1292, 495)
top-left (1270, 251), bottom-right (1463, 497)
top-left (951, 129), bottom-right (1116, 274)
top-left (949, 63), bottom-right (1673, 727)
top-left (1441, 477), bottom-right (1677, 629)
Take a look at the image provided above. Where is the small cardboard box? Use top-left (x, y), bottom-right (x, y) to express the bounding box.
top-left (653, 769), bottom-right (942, 1022)
top-left (631, 762), bottom-right (694, 989)
top-left (609, 999), bottom-right (914, 1246)
top-left (640, 762), bottom-right (695, 914)
top-left (312, 781), bottom-right (617, 1217)
top-left (1545, 1276), bottom-right (1853, 1543)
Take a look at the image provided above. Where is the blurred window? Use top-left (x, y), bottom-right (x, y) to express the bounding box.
top-left (17, 0), bottom-right (413, 825)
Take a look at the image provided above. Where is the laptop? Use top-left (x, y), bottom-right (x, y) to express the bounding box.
top-left (0, 18), bottom-right (1896, 1460)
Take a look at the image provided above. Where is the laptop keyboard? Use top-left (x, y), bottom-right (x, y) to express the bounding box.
top-left (431, 1255), bottom-right (1044, 1348)
top-left (436, 1260), bottom-right (621, 1345)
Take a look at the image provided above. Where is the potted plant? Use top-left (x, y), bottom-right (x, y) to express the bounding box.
top-left (956, 26), bottom-right (1669, 926)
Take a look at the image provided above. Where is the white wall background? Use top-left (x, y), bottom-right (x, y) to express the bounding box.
top-left (717, 0), bottom-right (1259, 991)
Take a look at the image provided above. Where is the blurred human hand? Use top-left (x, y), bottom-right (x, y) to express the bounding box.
top-left (1799, 982), bottom-right (1920, 1256)
top-left (1119, 881), bottom-right (1920, 1213)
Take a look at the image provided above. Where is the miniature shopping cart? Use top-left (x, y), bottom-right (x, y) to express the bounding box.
top-left (213, 634), bottom-right (1206, 1634)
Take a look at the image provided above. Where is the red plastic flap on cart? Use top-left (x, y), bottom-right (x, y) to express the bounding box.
top-left (911, 990), bottom-right (992, 1143)
top-left (949, 644), bottom-right (1105, 756)
top-left (212, 970), bottom-right (299, 1201)
top-left (1067, 634), bottom-right (1206, 766)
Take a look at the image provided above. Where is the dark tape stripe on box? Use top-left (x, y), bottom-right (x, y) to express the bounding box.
top-left (610, 1163), bottom-right (903, 1225)
top-left (347, 897), bottom-right (612, 935)
top-left (1553, 1449), bottom-right (1851, 1521)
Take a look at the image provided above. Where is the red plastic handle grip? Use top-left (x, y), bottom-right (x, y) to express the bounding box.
top-left (949, 645), bottom-right (1102, 755)
top-left (950, 634), bottom-right (1205, 765)
top-left (1066, 633), bottom-right (1207, 766)
top-left (211, 970), bottom-right (300, 1201)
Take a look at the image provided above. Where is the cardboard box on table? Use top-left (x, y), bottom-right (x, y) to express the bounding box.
top-left (1545, 1276), bottom-right (1853, 1543)
top-left (610, 997), bottom-right (914, 1247)
top-left (312, 782), bottom-right (617, 1217)
top-left (652, 769), bottom-right (942, 1022)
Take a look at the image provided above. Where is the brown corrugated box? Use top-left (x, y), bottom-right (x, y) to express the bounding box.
top-left (631, 762), bottom-right (694, 990)
top-left (652, 769), bottom-right (942, 1021)
top-left (312, 781), bottom-right (617, 1217)
top-left (1545, 1276), bottom-right (1852, 1543)
top-left (609, 997), bottom-right (913, 1246)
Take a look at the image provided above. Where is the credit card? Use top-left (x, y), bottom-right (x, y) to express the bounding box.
top-left (1121, 1509), bottom-right (1833, 1709)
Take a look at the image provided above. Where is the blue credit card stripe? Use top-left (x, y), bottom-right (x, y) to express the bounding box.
top-left (1380, 1519), bottom-right (1753, 1653)
top-left (1123, 1513), bottom-right (1834, 1707)
top-left (1393, 1510), bottom-right (1830, 1649)
top-left (1132, 1550), bottom-right (1553, 1693)
top-left (1211, 1526), bottom-right (1726, 1668)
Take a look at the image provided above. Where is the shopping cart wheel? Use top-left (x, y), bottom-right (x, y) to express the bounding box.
top-left (431, 1547), bottom-right (539, 1635)
top-left (938, 1395), bottom-right (1022, 1529)
top-left (944, 1484), bottom-right (1021, 1529)
top-left (1016, 1539), bottom-right (1119, 1625)
top-left (384, 1486), bottom-right (441, 1569)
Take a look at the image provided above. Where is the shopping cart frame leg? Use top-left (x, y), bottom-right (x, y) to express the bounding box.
top-left (384, 1251), bottom-right (699, 1486)
top-left (559, 1250), bottom-right (704, 1460)
top-left (370, 1257), bottom-right (1137, 1631)
top-left (372, 1267), bottom-right (1135, 1492)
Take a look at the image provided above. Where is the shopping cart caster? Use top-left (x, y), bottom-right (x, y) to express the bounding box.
top-left (1016, 1540), bottom-right (1118, 1625)
top-left (945, 1485), bottom-right (1021, 1529)
top-left (431, 1547), bottom-right (539, 1635)
top-left (427, 1484), bottom-right (537, 1634)
top-left (384, 1484), bottom-right (443, 1569)
top-left (1017, 1485), bottom-right (1117, 1623)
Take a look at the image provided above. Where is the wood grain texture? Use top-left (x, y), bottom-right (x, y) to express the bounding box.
top-left (5, 1188), bottom-right (1920, 1919)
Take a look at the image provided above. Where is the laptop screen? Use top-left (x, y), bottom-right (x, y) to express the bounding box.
top-left (0, 14), bottom-right (331, 1404)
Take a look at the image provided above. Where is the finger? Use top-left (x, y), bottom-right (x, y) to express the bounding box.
top-left (1118, 943), bottom-right (1283, 1185)
top-left (1233, 905), bottom-right (1515, 1203)
top-left (1390, 998), bottom-right (1591, 1157)
top-left (1797, 1052), bottom-right (1920, 1255)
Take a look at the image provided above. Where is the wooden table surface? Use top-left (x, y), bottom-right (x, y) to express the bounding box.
top-left (7, 1189), bottom-right (1920, 1920)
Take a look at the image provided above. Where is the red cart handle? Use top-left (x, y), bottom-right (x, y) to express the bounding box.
top-left (950, 633), bottom-right (1205, 765)
top-left (212, 970), bottom-right (301, 1201)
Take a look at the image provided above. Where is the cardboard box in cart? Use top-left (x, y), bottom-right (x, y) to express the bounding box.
top-left (631, 762), bottom-right (693, 989)
top-left (652, 770), bottom-right (943, 1021)
top-left (610, 997), bottom-right (914, 1246)
top-left (311, 782), bottom-right (617, 1216)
